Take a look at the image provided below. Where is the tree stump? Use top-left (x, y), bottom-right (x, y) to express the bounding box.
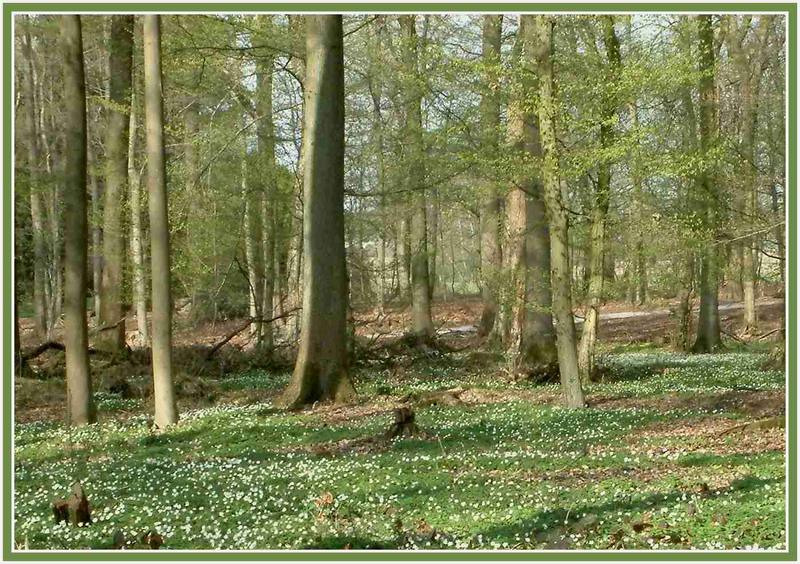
top-left (52, 483), bottom-right (91, 526)
top-left (385, 406), bottom-right (421, 439)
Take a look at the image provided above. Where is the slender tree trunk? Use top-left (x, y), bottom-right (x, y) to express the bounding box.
top-left (61, 15), bottom-right (96, 425)
top-left (478, 15), bottom-right (503, 338)
top-left (674, 18), bottom-right (699, 351)
top-left (183, 100), bottom-right (200, 315)
top-left (397, 217), bottom-right (410, 298)
top-left (368, 29), bottom-right (388, 310)
top-left (428, 187), bottom-right (439, 300)
top-left (98, 15), bottom-right (134, 353)
top-left (727, 16), bottom-right (770, 333)
top-left (39, 69), bottom-right (63, 337)
top-left (90, 168), bottom-right (102, 320)
top-left (533, 15), bottom-right (584, 408)
top-left (242, 156), bottom-right (263, 343)
top-left (578, 16), bottom-right (620, 384)
top-left (144, 15), bottom-right (178, 428)
top-left (692, 15), bottom-right (722, 353)
top-left (21, 21), bottom-right (49, 338)
top-left (128, 80), bottom-right (149, 346)
top-left (629, 103), bottom-right (647, 305)
top-left (256, 15), bottom-right (276, 351)
top-left (400, 15), bottom-right (434, 339)
top-left (277, 16), bottom-right (355, 408)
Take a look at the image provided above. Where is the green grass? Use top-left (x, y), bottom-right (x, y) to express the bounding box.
top-left (13, 351), bottom-right (786, 551)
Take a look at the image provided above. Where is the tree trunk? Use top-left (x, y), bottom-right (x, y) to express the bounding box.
top-left (242, 155), bottom-right (263, 343)
top-left (256, 15), bottom-right (276, 352)
top-left (629, 103), bottom-right (647, 305)
top-left (477, 15), bottom-right (503, 338)
top-left (367, 22), bottom-right (388, 311)
top-left (533, 15), bottom-right (585, 408)
top-left (400, 15), bottom-right (434, 340)
top-left (60, 15), bottom-right (96, 425)
top-left (727, 16), bottom-right (770, 333)
top-left (428, 187), bottom-right (439, 300)
top-left (397, 216), bottom-right (410, 298)
top-left (21, 20), bottom-right (49, 339)
top-left (522, 186), bottom-right (558, 372)
top-left (90, 169), bottom-right (102, 320)
top-left (98, 15), bottom-right (134, 353)
top-left (128, 80), bottom-right (149, 346)
top-left (277, 16), bottom-right (355, 408)
top-left (692, 15), bottom-right (722, 353)
top-left (504, 16), bottom-right (557, 373)
top-left (578, 16), bottom-right (619, 384)
top-left (144, 15), bottom-right (178, 428)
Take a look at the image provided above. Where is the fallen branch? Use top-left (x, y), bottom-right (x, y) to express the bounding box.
top-left (719, 416), bottom-right (785, 436)
top-left (720, 328), bottom-right (746, 343)
top-left (205, 308), bottom-right (300, 360)
top-left (757, 328), bottom-right (781, 341)
top-left (21, 341), bottom-right (105, 362)
top-left (92, 316), bottom-right (127, 335)
top-left (21, 341), bottom-right (65, 361)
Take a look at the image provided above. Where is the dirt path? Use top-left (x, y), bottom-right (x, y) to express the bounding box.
top-left (364, 298), bottom-right (785, 341)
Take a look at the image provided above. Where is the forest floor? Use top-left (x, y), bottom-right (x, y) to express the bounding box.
top-left (12, 298), bottom-right (787, 551)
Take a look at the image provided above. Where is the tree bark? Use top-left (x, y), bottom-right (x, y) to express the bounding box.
top-left (578, 16), bottom-right (620, 383)
top-left (20, 20), bottom-right (49, 339)
top-left (277, 16), bottom-right (356, 408)
top-left (98, 15), bottom-right (134, 353)
top-left (242, 155), bottom-right (264, 344)
top-left (128, 73), bottom-right (149, 346)
top-left (256, 15), bottom-right (276, 352)
top-left (90, 168), bottom-right (102, 320)
top-left (144, 15), bottom-right (178, 428)
top-left (60, 15), bottom-right (96, 425)
top-left (477, 15), bottom-right (503, 338)
top-left (533, 15), bottom-right (585, 408)
top-left (726, 16), bottom-right (770, 333)
top-left (692, 15), bottom-right (722, 353)
top-left (400, 15), bottom-right (434, 339)
top-left (503, 16), bottom-right (558, 374)
top-left (629, 103), bottom-right (647, 305)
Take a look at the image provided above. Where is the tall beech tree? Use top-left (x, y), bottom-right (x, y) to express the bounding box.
top-left (400, 15), bottom-right (435, 340)
top-left (128, 74), bottom-right (148, 346)
top-left (477, 15), bottom-right (503, 338)
top-left (61, 14), bottom-right (95, 425)
top-left (98, 15), bottom-right (134, 353)
top-left (577, 16), bottom-right (621, 383)
top-left (692, 15), bottom-right (722, 353)
top-left (20, 18), bottom-right (49, 338)
top-left (504, 15), bottom-right (558, 375)
top-left (277, 15), bottom-right (356, 408)
top-left (144, 14), bottom-right (178, 428)
top-left (533, 15), bottom-right (585, 408)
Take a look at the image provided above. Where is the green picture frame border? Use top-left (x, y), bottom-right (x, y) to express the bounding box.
top-left (2, 2), bottom-right (796, 560)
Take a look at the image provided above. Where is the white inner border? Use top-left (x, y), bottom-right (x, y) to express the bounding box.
top-left (3, 3), bottom-right (793, 557)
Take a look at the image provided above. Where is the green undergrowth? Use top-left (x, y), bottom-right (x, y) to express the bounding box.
top-left (14, 350), bottom-right (786, 551)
